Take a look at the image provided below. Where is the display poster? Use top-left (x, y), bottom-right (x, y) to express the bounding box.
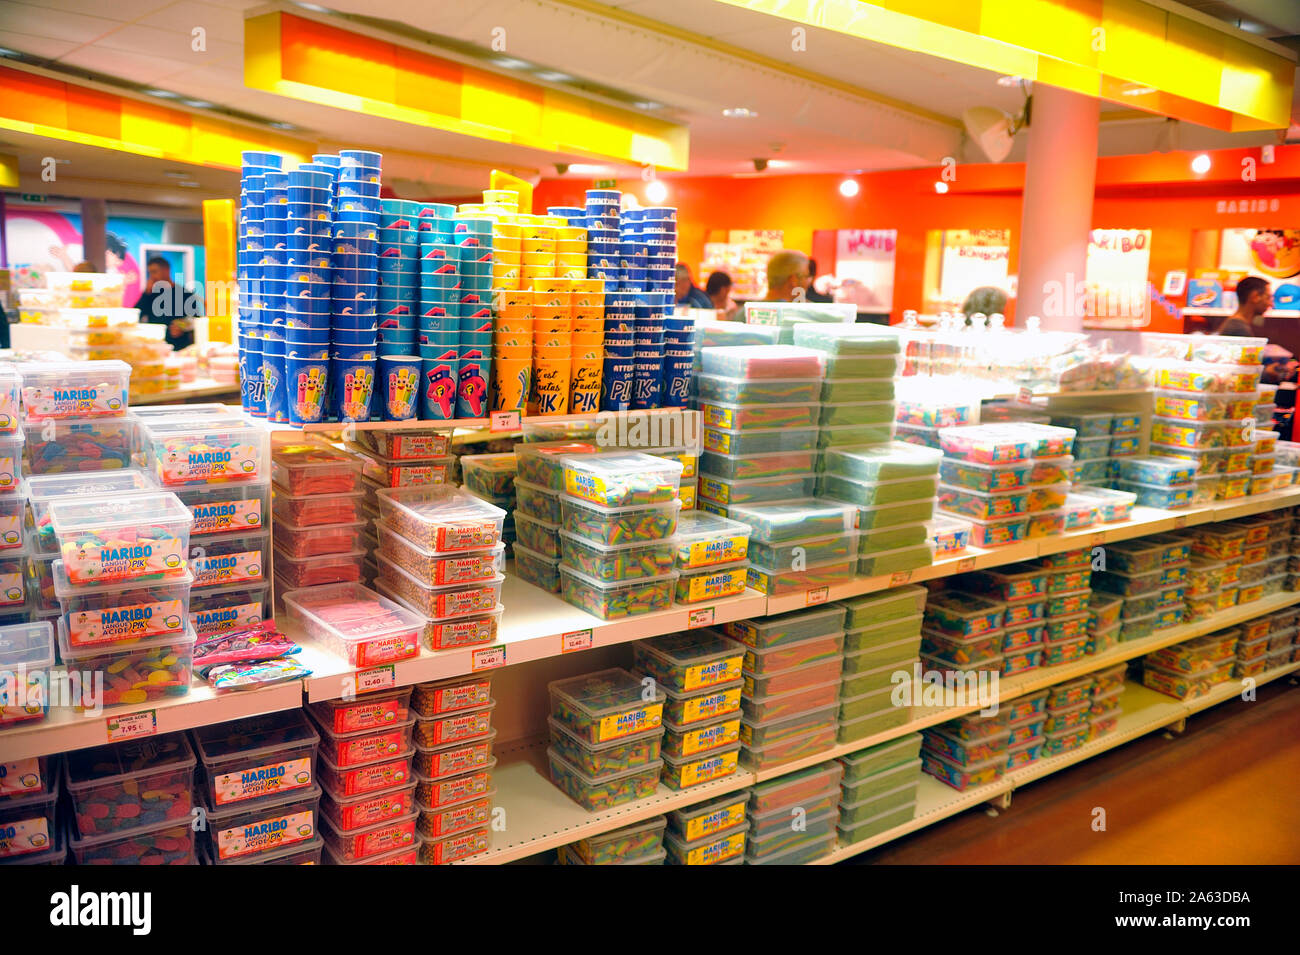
top-left (833, 229), bottom-right (896, 310)
top-left (937, 229), bottom-right (1010, 310)
top-left (1083, 228), bottom-right (1151, 328)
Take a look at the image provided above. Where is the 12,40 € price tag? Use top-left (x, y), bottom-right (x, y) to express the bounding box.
top-left (471, 646), bottom-right (506, 671)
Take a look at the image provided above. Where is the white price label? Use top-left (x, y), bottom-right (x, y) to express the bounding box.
top-left (687, 607), bottom-right (715, 629)
top-left (805, 586), bottom-right (829, 606)
top-left (561, 630), bottom-right (593, 653)
top-left (1016, 387), bottom-right (1034, 405)
top-left (890, 571), bottom-right (911, 586)
top-left (471, 646), bottom-right (506, 671)
top-left (490, 411), bottom-right (521, 432)
top-left (957, 557), bottom-right (977, 572)
top-left (356, 665), bottom-right (395, 693)
top-left (1174, 515), bottom-right (1189, 529)
top-left (107, 710), bottom-right (157, 742)
top-left (1090, 532), bottom-right (1107, 546)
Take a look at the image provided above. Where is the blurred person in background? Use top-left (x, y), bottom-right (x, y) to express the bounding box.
top-left (804, 258), bottom-right (834, 302)
top-left (133, 256), bottom-right (198, 350)
top-left (705, 271), bottom-right (740, 319)
top-left (1216, 276), bottom-right (1272, 336)
top-left (674, 262), bottom-right (712, 309)
top-left (764, 250), bottom-right (811, 302)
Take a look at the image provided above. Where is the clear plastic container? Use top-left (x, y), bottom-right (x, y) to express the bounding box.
top-left (458, 453), bottom-right (517, 499)
top-left (271, 439), bottom-right (363, 496)
top-left (925, 590), bottom-right (1005, 636)
top-left (938, 483), bottom-right (1030, 520)
top-left (964, 514), bottom-right (1030, 548)
top-left (667, 792), bottom-right (748, 843)
top-left (696, 471), bottom-right (816, 507)
top-left (663, 819), bottom-right (748, 865)
top-left (1070, 485), bottom-right (1137, 523)
top-left (834, 496), bottom-right (937, 530)
top-left (191, 528), bottom-right (269, 588)
top-left (273, 549), bottom-right (364, 590)
top-left (1114, 480), bottom-right (1194, 509)
top-left (746, 557), bottom-right (855, 595)
top-left (895, 395), bottom-right (978, 429)
top-left (661, 681), bottom-right (743, 727)
top-left (65, 732), bottom-right (195, 836)
top-left (69, 816), bottom-right (195, 866)
top-left (369, 552), bottom-right (502, 619)
top-left (938, 457), bottom-right (1035, 492)
top-left (559, 495), bottom-right (681, 546)
top-left (928, 514), bottom-right (972, 556)
top-left (1153, 360), bottom-right (1262, 394)
top-left (1151, 417), bottom-right (1247, 450)
top-left (695, 373), bottom-right (821, 406)
top-left (373, 486), bottom-right (505, 552)
top-left (662, 714), bottom-right (742, 759)
top-left (275, 514), bottom-right (364, 559)
top-left (753, 531), bottom-right (859, 567)
top-left (58, 619), bottom-right (196, 707)
top-left (1049, 411), bottom-right (1112, 438)
top-left (546, 748), bottom-right (662, 811)
top-left (376, 523), bottom-right (504, 585)
top-left (24, 469), bottom-right (157, 555)
top-left (352, 451), bottom-right (454, 489)
top-left (700, 344), bottom-right (825, 380)
top-left (922, 747), bottom-right (1004, 790)
top-left (704, 425), bottom-right (816, 456)
top-left (175, 481), bottom-right (270, 537)
top-left (700, 447), bottom-right (820, 480)
top-left (18, 360), bottom-right (130, 419)
top-left (742, 658), bottom-right (844, 699)
top-left (513, 543), bottom-right (561, 592)
top-left (568, 816), bottom-right (667, 865)
top-left (1070, 435), bottom-right (1111, 461)
top-left (724, 604), bottom-right (846, 650)
top-left (670, 512), bottom-right (750, 569)
top-left (319, 750), bottom-right (415, 797)
top-left (1153, 389), bottom-right (1250, 422)
top-left (0, 787), bottom-right (58, 859)
top-left (140, 417), bottom-right (270, 487)
top-left (201, 784), bottom-right (322, 862)
top-left (350, 428), bottom-right (452, 462)
top-left (194, 710), bottom-right (320, 808)
top-left (699, 399), bottom-right (820, 431)
top-left (660, 743), bottom-right (741, 790)
top-left (1115, 456), bottom-right (1196, 486)
top-left (282, 582), bottom-right (424, 666)
top-left (673, 560), bottom-right (747, 603)
top-left (53, 561), bottom-right (192, 649)
top-left (818, 400), bottom-right (899, 427)
top-left (49, 491), bottom-right (193, 584)
top-left (728, 499), bottom-right (856, 543)
top-left (632, 632), bottom-right (744, 693)
top-left (0, 621), bottom-right (54, 726)
top-left (560, 451), bottom-right (683, 507)
top-left (558, 530), bottom-right (677, 583)
top-left (21, 416), bottom-right (130, 477)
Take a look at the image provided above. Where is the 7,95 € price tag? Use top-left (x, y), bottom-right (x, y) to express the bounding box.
top-left (107, 710), bottom-right (157, 743)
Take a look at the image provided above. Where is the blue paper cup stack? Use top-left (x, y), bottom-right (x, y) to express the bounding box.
top-left (377, 198), bottom-right (421, 357)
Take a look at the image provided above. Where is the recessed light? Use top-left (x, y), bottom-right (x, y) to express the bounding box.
top-left (722, 107), bottom-right (757, 119)
top-left (934, 181), bottom-right (949, 194)
top-left (1121, 86), bottom-right (1156, 96)
top-left (493, 57), bottom-right (529, 70)
top-left (145, 89), bottom-right (178, 99)
top-left (176, 180), bottom-right (201, 188)
top-left (634, 101), bottom-right (663, 111)
top-left (1191, 153), bottom-right (1211, 174)
top-left (839, 178), bottom-right (860, 198)
top-left (269, 121), bottom-right (296, 131)
top-left (535, 71), bottom-right (571, 82)
top-left (645, 180), bottom-right (668, 204)
top-left (183, 99), bottom-right (213, 108)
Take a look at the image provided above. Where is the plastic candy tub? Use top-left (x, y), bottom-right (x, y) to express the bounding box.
top-left (514, 513), bottom-right (560, 560)
top-left (547, 748), bottom-right (662, 810)
top-left (559, 565), bottom-right (676, 618)
top-left (49, 492), bottom-right (193, 584)
top-left (202, 784), bottom-right (321, 862)
top-left (662, 713), bottom-right (742, 759)
top-left (633, 632), bottom-right (744, 692)
top-left (51, 561), bottom-right (191, 650)
top-left (664, 820), bottom-right (748, 865)
top-left (746, 558), bottom-right (855, 595)
top-left (925, 591), bottom-right (1005, 637)
top-left (724, 604), bottom-right (846, 650)
top-left (856, 541), bottom-right (933, 577)
top-left (964, 514), bottom-right (1030, 548)
top-left (922, 747), bottom-right (1004, 790)
top-left (1115, 456), bottom-right (1196, 487)
top-left (513, 544), bottom-right (560, 592)
top-left (938, 483), bottom-right (1030, 520)
top-left (742, 721), bottom-right (839, 770)
top-left (698, 399), bottom-right (820, 430)
top-left (673, 561), bottom-right (748, 603)
top-left (271, 440), bottom-right (362, 496)
top-left (695, 373), bottom-right (821, 405)
top-left (141, 418), bottom-right (270, 487)
top-left (315, 712), bottom-right (419, 768)
top-left (671, 512), bottom-right (750, 569)
top-left (70, 817), bottom-right (194, 866)
top-left (568, 816), bottom-right (667, 865)
top-left (939, 425), bottom-right (1035, 464)
top-left (374, 554), bottom-right (504, 620)
top-left (558, 530), bottom-right (676, 583)
top-left (1001, 621), bottom-right (1046, 652)
top-left (938, 458), bottom-right (1034, 493)
top-left (1153, 361), bottom-right (1261, 394)
top-left (816, 422), bottom-right (897, 448)
top-left (515, 480), bottom-right (562, 526)
top-left (752, 531), bottom-right (858, 568)
top-left (1071, 486), bottom-right (1137, 523)
top-left (458, 453), bottom-right (516, 499)
top-left (1001, 647), bottom-right (1042, 675)
top-left (700, 344), bottom-right (826, 379)
top-left (559, 495), bottom-right (680, 546)
top-left (58, 620), bottom-right (195, 707)
top-left (550, 668), bottom-right (665, 744)
top-left (923, 727), bottom-right (1009, 765)
top-left (819, 473), bottom-right (939, 508)
top-left (823, 442), bottom-right (942, 482)
top-left (194, 710), bottom-right (319, 809)
top-left (560, 452), bottom-right (683, 507)
top-left (319, 751), bottom-right (415, 797)
top-left (955, 564), bottom-right (1046, 601)
top-left (374, 486), bottom-right (505, 552)
top-left (283, 582), bottom-right (423, 666)
top-left (921, 628), bottom-right (1003, 668)
top-left (666, 793), bottom-right (747, 846)
top-left (310, 687), bottom-right (412, 735)
top-left (0, 788), bottom-right (55, 858)
top-left (742, 656), bottom-right (845, 698)
top-left (696, 472), bottom-right (816, 507)
top-left (660, 743), bottom-right (741, 790)
top-left (841, 586), bottom-right (928, 629)
top-left (703, 425), bottom-right (815, 457)
top-left (18, 360), bottom-right (130, 419)
top-left (1088, 592), bottom-right (1122, 631)
top-left (661, 681), bottom-right (743, 727)
top-left (376, 524), bottom-right (504, 585)
top-left (548, 718), bottom-right (662, 778)
top-left (65, 732), bottom-right (195, 836)
top-left (699, 447), bottom-right (820, 481)
top-left (1041, 724), bottom-right (1091, 756)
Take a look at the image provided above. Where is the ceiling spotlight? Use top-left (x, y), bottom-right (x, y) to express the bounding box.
top-left (995, 75), bottom-right (1022, 87)
top-left (1191, 153), bottom-right (1211, 174)
top-left (0, 47), bottom-right (22, 58)
top-left (269, 121), bottom-right (296, 131)
top-left (493, 57), bottom-right (529, 70)
top-left (645, 180), bottom-right (669, 204)
top-left (839, 178), bottom-right (860, 198)
top-left (176, 180), bottom-right (201, 188)
top-left (144, 89), bottom-right (178, 99)
top-left (535, 71), bottom-right (571, 82)
top-left (722, 107), bottom-right (757, 119)
top-left (934, 181), bottom-right (949, 194)
top-left (183, 99), bottom-right (213, 109)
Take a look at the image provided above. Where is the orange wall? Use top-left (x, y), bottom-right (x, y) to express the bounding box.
top-left (531, 145), bottom-right (1300, 332)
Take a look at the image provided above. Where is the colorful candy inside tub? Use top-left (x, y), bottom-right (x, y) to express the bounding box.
top-left (65, 732), bottom-right (195, 836)
top-left (50, 491), bottom-right (193, 584)
top-left (374, 485), bottom-right (505, 552)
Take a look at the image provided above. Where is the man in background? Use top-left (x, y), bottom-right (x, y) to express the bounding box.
top-left (674, 263), bottom-right (712, 309)
top-left (1215, 276), bottom-right (1272, 336)
top-left (804, 258), bottom-right (834, 302)
top-left (763, 250), bottom-right (811, 302)
top-left (133, 256), bottom-right (198, 350)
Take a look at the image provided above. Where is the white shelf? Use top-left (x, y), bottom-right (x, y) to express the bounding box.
top-left (812, 661), bottom-right (1300, 864)
top-left (763, 488), bottom-right (1300, 615)
top-left (0, 680), bottom-right (304, 761)
top-left (130, 378), bottom-right (240, 405)
top-left (296, 576), bottom-right (768, 703)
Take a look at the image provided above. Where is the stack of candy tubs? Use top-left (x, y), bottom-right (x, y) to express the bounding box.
top-left (731, 498), bottom-right (857, 596)
top-left (1143, 336), bottom-right (1263, 501)
top-left (936, 422), bottom-right (1076, 545)
top-left (1182, 521), bottom-right (1252, 613)
top-left (663, 791), bottom-right (749, 865)
top-left (837, 587), bottom-right (927, 742)
top-left (307, 686), bottom-right (422, 865)
top-left (1052, 408), bottom-right (1144, 492)
top-left (922, 709), bottom-right (1015, 791)
top-left (514, 440), bottom-right (602, 575)
top-left (818, 442), bottom-right (941, 577)
top-left (23, 469), bottom-right (158, 623)
top-left (558, 815), bottom-right (667, 865)
top-left (193, 711), bottom-right (325, 864)
top-left (695, 345), bottom-right (824, 521)
top-left (48, 492), bottom-right (197, 706)
top-left (0, 621), bottom-right (54, 729)
top-left (1112, 455), bottom-right (1204, 509)
top-left (724, 605), bottom-right (846, 765)
top-left (283, 582), bottom-right (425, 668)
top-left (745, 760), bottom-right (841, 864)
top-left (1092, 534), bottom-right (1189, 641)
top-left (633, 633), bottom-right (745, 788)
top-left (1087, 663), bottom-right (1127, 740)
top-left (670, 511), bottom-right (752, 605)
top-left (837, 732), bottom-right (922, 842)
top-left (547, 668), bottom-right (666, 811)
top-left (137, 416), bottom-right (272, 612)
top-left (1215, 517), bottom-right (1287, 606)
top-left (371, 485), bottom-right (506, 649)
top-left (790, 324), bottom-right (903, 451)
top-left (271, 438), bottom-right (366, 595)
top-left (554, 452), bottom-right (684, 618)
top-left (66, 732), bottom-right (197, 864)
top-left (1140, 628), bottom-right (1238, 700)
top-left (1040, 675), bottom-right (1095, 755)
top-left (0, 750), bottom-right (63, 865)
top-left (345, 429), bottom-right (455, 493)
top-left (921, 589), bottom-right (1007, 680)
top-left (953, 564), bottom-right (1043, 675)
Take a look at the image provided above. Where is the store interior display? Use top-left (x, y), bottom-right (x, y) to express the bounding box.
top-left (3, 0), bottom-right (1300, 883)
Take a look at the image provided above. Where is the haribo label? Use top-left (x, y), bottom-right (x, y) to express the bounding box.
top-left (684, 535), bottom-right (748, 568)
top-left (0, 758), bottom-right (42, 797)
top-left (214, 757), bottom-right (312, 805)
top-left (192, 550), bottom-right (263, 586)
top-left (188, 499), bottom-right (263, 534)
top-left (65, 539), bottom-right (185, 584)
top-left (161, 441), bottom-right (262, 483)
top-left (684, 801), bottom-right (745, 842)
top-left (191, 598), bottom-right (265, 635)
top-left (217, 809), bottom-right (315, 859)
top-left (0, 815), bottom-right (51, 857)
top-left (23, 384), bottom-right (126, 418)
top-left (69, 598), bottom-right (185, 646)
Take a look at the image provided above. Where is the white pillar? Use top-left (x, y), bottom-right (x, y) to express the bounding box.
top-left (1015, 84), bottom-right (1099, 331)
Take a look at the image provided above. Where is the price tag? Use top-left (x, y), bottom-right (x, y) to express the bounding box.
top-left (1174, 515), bottom-right (1188, 529)
top-left (490, 411), bottom-right (520, 432)
top-left (561, 630), bottom-right (593, 653)
top-left (805, 586), bottom-right (829, 606)
top-left (890, 571), bottom-right (911, 586)
top-left (1016, 387), bottom-right (1034, 405)
top-left (688, 607), bottom-right (715, 629)
top-left (107, 710), bottom-right (157, 742)
top-left (471, 646), bottom-right (506, 671)
top-left (1090, 532), bottom-right (1107, 546)
top-left (957, 557), bottom-right (976, 572)
top-left (356, 665), bottom-right (395, 693)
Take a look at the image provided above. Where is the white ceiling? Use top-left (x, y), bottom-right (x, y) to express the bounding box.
top-left (0, 0), bottom-right (1293, 204)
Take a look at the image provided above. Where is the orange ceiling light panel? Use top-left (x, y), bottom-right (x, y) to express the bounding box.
top-left (713, 0), bottom-right (1294, 131)
top-left (0, 64), bottom-right (309, 169)
top-left (244, 12), bottom-right (689, 170)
